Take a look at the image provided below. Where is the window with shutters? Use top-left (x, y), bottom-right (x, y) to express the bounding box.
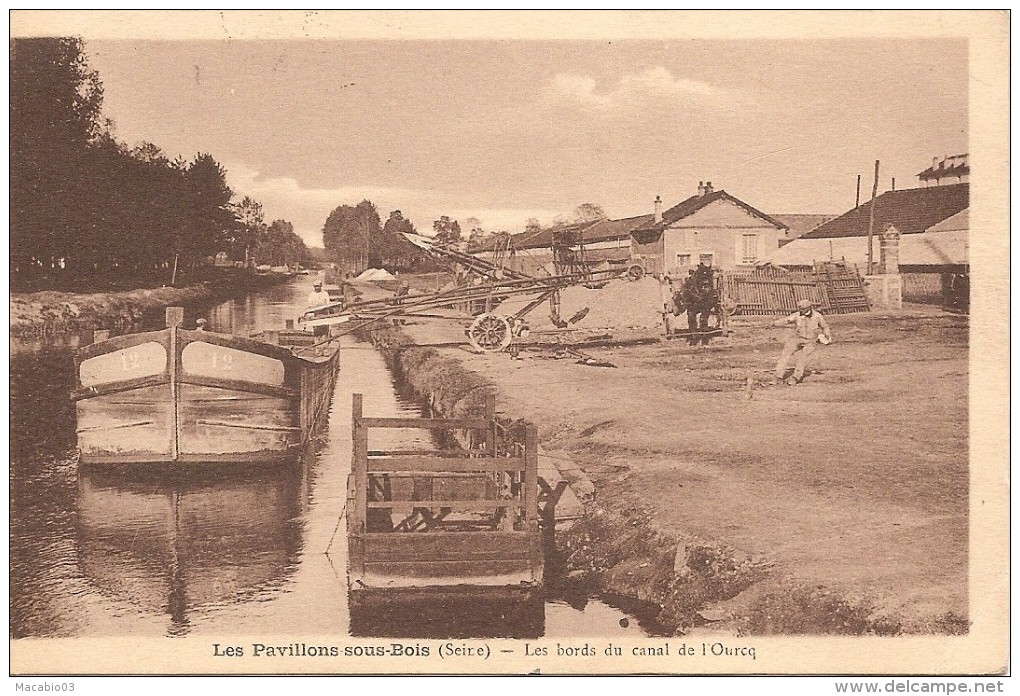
top-left (740, 234), bottom-right (758, 264)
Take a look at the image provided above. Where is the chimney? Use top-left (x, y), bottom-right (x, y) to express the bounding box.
top-left (654, 195), bottom-right (663, 223)
top-left (704, 181), bottom-right (714, 195)
top-left (697, 181), bottom-right (705, 196)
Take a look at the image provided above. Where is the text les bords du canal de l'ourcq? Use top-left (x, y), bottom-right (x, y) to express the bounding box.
top-left (214, 641), bottom-right (757, 661)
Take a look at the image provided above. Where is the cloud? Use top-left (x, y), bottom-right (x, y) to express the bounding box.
top-left (224, 163), bottom-right (562, 246)
top-left (546, 66), bottom-right (731, 114)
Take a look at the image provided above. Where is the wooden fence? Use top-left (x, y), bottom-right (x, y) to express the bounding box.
top-left (721, 261), bottom-right (869, 315)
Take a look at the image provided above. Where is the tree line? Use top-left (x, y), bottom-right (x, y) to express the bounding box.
top-left (323, 201), bottom-right (441, 277)
top-left (10, 38), bottom-right (307, 291)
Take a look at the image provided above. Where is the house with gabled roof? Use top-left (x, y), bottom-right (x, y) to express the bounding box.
top-left (761, 175), bottom-right (969, 303)
top-left (629, 182), bottom-right (788, 275)
top-left (469, 215), bottom-right (654, 276)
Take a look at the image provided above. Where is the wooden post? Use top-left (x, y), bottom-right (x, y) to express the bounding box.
top-left (866, 160), bottom-right (880, 275)
top-left (484, 392), bottom-right (496, 457)
top-left (165, 306), bottom-right (184, 328)
top-left (855, 174), bottom-right (861, 209)
top-left (352, 393), bottom-right (367, 534)
top-left (167, 310), bottom-right (180, 461)
top-left (523, 423), bottom-right (539, 531)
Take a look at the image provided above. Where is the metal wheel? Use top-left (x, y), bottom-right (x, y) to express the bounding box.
top-left (467, 312), bottom-right (513, 352)
top-left (627, 263), bottom-right (646, 281)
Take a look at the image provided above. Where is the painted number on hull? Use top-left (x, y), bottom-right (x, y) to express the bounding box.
top-left (80, 342), bottom-right (168, 387)
top-left (211, 351), bottom-right (234, 370)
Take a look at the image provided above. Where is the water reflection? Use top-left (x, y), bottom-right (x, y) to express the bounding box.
top-left (76, 463), bottom-right (306, 636)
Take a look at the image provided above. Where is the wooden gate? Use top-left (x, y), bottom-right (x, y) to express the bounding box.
top-left (347, 393), bottom-right (543, 596)
top-left (721, 260), bottom-right (869, 315)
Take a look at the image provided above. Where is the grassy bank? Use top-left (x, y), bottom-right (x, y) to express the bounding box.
top-left (9, 271), bottom-right (289, 335)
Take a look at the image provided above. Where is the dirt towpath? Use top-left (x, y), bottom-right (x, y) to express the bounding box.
top-left (399, 308), bottom-right (968, 632)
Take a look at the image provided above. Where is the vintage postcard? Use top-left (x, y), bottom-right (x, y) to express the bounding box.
top-left (7, 10), bottom-right (1009, 680)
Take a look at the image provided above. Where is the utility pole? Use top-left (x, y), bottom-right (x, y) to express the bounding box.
top-left (856, 174), bottom-right (861, 209)
top-left (866, 160), bottom-right (880, 275)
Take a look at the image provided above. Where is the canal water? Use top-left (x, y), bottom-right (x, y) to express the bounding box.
top-left (10, 277), bottom-right (658, 640)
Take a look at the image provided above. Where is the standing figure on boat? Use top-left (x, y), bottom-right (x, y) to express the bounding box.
top-left (672, 263), bottom-right (722, 346)
top-left (306, 280), bottom-right (331, 337)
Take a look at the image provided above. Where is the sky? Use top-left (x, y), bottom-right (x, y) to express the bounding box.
top-left (82, 37), bottom-right (967, 248)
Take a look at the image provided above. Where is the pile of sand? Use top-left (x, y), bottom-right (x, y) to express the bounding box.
top-left (355, 268), bottom-right (397, 281)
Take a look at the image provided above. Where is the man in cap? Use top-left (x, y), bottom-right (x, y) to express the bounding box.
top-left (306, 280), bottom-right (331, 337)
top-left (194, 318), bottom-right (208, 331)
top-left (771, 298), bottom-right (831, 385)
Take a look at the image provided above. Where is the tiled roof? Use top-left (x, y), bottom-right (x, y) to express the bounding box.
top-left (631, 190), bottom-right (788, 238)
top-left (802, 184), bottom-right (969, 239)
top-left (581, 214), bottom-right (655, 243)
top-left (772, 213), bottom-right (836, 240)
top-left (467, 220), bottom-right (596, 253)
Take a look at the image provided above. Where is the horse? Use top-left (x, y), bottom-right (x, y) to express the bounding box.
top-left (672, 265), bottom-right (722, 345)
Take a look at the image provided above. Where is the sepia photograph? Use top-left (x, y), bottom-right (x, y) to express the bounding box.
top-left (7, 10), bottom-right (1009, 681)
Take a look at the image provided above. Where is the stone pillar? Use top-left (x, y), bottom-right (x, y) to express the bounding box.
top-left (866, 224), bottom-right (903, 310)
top-left (879, 224), bottom-right (901, 275)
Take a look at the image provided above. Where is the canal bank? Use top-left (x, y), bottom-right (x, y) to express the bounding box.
top-left (366, 306), bottom-right (969, 637)
top-left (10, 271), bottom-right (292, 336)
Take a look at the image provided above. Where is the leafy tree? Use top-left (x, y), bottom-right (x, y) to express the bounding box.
top-left (230, 196), bottom-right (266, 267)
top-left (10, 37), bottom-right (105, 279)
top-left (10, 38), bottom-right (242, 289)
top-left (254, 219), bottom-right (309, 266)
top-left (322, 199), bottom-right (381, 276)
top-left (573, 202), bottom-right (608, 223)
top-left (432, 215), bottom-right (462, 246)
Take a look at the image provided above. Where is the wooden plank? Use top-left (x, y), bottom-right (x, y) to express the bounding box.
top-left (484, 393), bottom-right (496, 457)
top-left (362, 559), bottom-right (533, 579)
top-left (367, 457), bottom-right (526, 472)
top-left (361, 417), bottom-right (489, 429)
top-left (367, 497), bottom-right (521, 510)
top-left (169, 323), bottom-right (179, 461)
top-left (176, 374), bottom-right (299, 400)
top-left (361, 530), bottom-right (530, 559)
top-left (368, 449), bottom-right (470, 457)
top-left (363, 530), bottom-right (533, 552)
top-left (352, 394), bottom-right (368, 545)
top-left (523, 423), bottom-right (539, 529)
top-left (71, 374), bottom-right (169, 401)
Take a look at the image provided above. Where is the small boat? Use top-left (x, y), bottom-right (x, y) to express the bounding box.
top-left (73, 307), bottom-right (339, 465)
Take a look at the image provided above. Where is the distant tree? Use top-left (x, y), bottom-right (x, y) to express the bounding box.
top-left (463, 216), bottom-right (486, 240)
top-left (432, 216), bottom-right (463, 247)
top-left (552, 214), bottom-right (569, 227)
top-left (183, 153), bottom-right (234, 261)
top-left (322, 199), bottom-right (381, 276)
top-left (523, 217), bottom-right (542, 237)
top-left (254, 219), bottom-right (309, 266)
top-left (573, 203), bottom-right (607, 223)
top-left (230, 196), bottom-right (266, 267)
